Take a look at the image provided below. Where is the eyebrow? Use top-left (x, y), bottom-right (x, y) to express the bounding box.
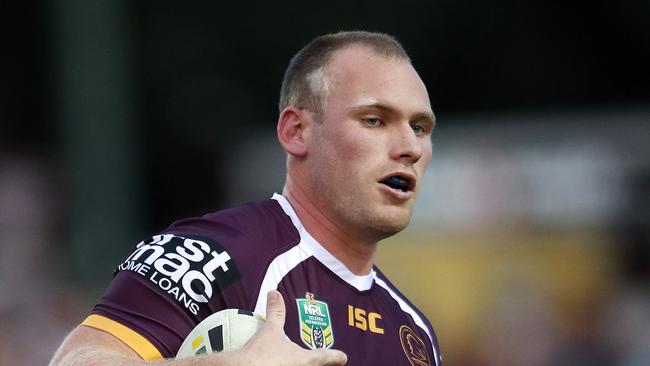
top-left (349, 100), bottom-right (436, 125)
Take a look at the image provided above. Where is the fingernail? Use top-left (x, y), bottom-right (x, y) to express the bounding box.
top-left (268, 290), bottom-right (279, 301)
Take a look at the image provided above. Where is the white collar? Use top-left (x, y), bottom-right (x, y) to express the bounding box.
top-left (272, 193), bottom-right (375, 291)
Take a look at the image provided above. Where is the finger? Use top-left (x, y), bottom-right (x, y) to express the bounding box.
top-left (312, 349), bottom-right (348, 365)
top-left (264, 290), bottom-right (286, 328)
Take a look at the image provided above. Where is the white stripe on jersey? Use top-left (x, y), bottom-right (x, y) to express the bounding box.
top-left (374, 277), bottom-right (440, 366)
top-left (253, 243), bottom-right (312, 315)
top-left (261, 194), bottom-right (438, 365)
top-left (254, 194), bottom-right (375, 314)
top-left (271, 193), bottom-right (375, 291)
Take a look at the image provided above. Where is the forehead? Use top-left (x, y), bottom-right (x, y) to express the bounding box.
top-left (323, 46), bottom-right (432, 115)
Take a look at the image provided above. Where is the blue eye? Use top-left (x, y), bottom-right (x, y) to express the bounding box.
top-left (364, 118), bottom-right (381, 126)
top-left (411, 124), bottom-right (424, 134)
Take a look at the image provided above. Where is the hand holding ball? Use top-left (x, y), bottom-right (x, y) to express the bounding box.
top-left (176, 309), bottom-right (265, 358)
top-left (175, 291), bottom-right (347, 365)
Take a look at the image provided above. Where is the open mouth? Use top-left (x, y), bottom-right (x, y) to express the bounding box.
top-left (380, 175), bottom-right (413, 193)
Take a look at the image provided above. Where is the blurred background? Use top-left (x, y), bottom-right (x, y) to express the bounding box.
top-left (1, 1), bottom-right (648, 365)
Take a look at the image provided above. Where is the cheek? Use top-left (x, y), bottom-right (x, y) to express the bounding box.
top-left (324, 128), bottom-right (367, 162)
top-left (333, 126), bottom-right (361, 150)
top-left (316, 122), bottom-right (382, 180)
top-left (339, 136), bottom-right (378, 170)
top-left (422, 141), bottom-right (433, 161)
top-left (417, 142), bottom-right (433, 170)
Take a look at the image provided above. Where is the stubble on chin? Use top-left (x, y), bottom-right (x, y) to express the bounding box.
top-left (343, 196), bottom-right (414, 242)
top-left (366, 207), bottom-right (412, 240)
top-left (309, 167), bottom-right (413, 242)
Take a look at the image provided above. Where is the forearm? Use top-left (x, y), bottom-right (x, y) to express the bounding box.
top-left (51, 345), bottom-right (245, 366)
top-left (48, 328), bottom-right (243, 366)
top-left (52, 345), bottom-right (149, 366)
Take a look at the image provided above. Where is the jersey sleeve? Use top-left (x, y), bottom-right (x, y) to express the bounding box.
top-left (83, 232), bottom-right (247, 359)
top-left (82, 199), bottom-right (298, 359)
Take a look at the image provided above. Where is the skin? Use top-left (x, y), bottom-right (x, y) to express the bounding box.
top-left (278, 45), bottom-right (434, 276)
top-left (49, 43), bottom-right (433, 366)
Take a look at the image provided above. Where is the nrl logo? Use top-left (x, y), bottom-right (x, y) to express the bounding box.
top-left (296, 292), bottom-right (334, 349)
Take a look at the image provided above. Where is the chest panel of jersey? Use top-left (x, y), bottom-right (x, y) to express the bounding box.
top-left (278, 258), bottom-right (436, 366)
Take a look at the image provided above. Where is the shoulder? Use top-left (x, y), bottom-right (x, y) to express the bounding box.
top-left (140, 198), bottom-right (302, 292)
top-left (119, 197), bottom-right (302, 311)
top-left (373, 267), bottom-right (443, 364)
top-left (169, 198), bottom-right (296, 242)
top-left (372, 267), bottom-right (437, 336)
top-left (90, 197), bottom-right (303, 358)
top-left (161, 198), bottom-right (300, 256)
top-left (372, 267), bottom-right (443, 364)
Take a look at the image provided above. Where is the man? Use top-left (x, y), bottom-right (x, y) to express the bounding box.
top-left (50, 31), bottom-right (442, 366)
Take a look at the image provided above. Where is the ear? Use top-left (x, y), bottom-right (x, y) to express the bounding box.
top-left (277, 107), bottom-right (309, 157)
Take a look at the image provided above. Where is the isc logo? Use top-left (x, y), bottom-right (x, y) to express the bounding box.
top-left (348, 305), bottom-right (384, 334)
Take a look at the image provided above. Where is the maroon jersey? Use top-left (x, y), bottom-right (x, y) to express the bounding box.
top-left (83, 194), bottom-right (442, 365)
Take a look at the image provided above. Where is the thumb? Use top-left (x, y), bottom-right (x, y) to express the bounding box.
top-left (264, 290), bottom-right (286, 329)
top-left (311, 348), bottom-right (348, 365)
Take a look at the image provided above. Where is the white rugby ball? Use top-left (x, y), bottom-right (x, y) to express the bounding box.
top-left (176, 309), bottom-right (265, 359)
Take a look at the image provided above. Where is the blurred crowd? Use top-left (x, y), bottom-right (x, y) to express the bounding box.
top-left (0, 155), bottom-right (92, 365)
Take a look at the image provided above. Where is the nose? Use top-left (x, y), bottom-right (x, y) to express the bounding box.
top-left (389, 123), bottom-right (423, 164)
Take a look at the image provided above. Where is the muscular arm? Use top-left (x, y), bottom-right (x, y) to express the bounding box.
top-left (50, 325), bottom-right (247, 365)
top-left (49, 291), bottom-right (347, 366)
top-left (50, 325), bottom-right (167, 366)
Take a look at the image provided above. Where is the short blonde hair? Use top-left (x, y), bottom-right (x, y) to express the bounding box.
top-left (279, 31), bottom-right (411, 115)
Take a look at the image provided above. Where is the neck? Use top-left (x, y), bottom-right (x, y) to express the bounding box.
top-left (282, 178), bottom-right (377, 276)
